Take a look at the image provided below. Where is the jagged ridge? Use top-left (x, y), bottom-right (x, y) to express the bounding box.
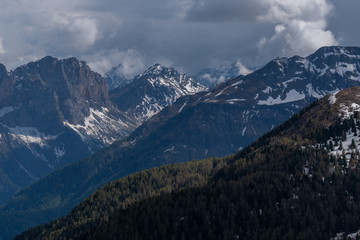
top-left (110, 64), bottom-right (207, 125)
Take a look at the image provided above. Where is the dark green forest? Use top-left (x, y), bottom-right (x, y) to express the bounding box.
top-left (15, 157), bottom-right (227, 239)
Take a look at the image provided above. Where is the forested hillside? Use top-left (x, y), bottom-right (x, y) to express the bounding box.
top-left (14, 157), bottom-right (227, 239)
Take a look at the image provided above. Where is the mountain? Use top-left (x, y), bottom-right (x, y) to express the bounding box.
top-left (0, 56), bottom-right (135, 204)
top-left (120, 46), bottom-right (360, 159)
top-left (196, 46), bottom-right (360, 148)
top-left (109, 64), bottom-right (208, 125)
top-left (2, 46), bottom-right (360, 239)
top-left (104, 64), bottom-right (133, 90)
top-left (18, 86), bottom-right (360, 239)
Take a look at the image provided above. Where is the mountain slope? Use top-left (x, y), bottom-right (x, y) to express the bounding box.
top-left (2, 46), bottom-right (360, 239)
top-left (0, 56), bottom-right (135, 204)
top-left (109, 64), bottom-right (207, 125)
top-left (19, 87), bottom-right (360, 239)
top-left (116, 46), bottom-right (360, 161)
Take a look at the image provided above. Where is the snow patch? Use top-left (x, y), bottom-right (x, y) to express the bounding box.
top-left (8, 126), bottom-right (57, 147)
top-left (333, 230), bottom-right (360, 240)
top-left (336, 62), bottom-right (358, 77)
top-left (306, 83), bottom-right (323, 99)
top-left (252, 125), bottom-right (257, 135)
top-left (64, 107), bottom-right (128, 146)
top-left (178, 101), bottom-right (187, 113)
top-left (339, 103), bottom-right (360, 119)
top-left (215, 89), bottom-right (226, 97)
top-left (226, 99), bottom-right (245, 104)
top-left (258, 89), bottom-right (305, 105)
top-left (262, 86), bottom-right (272, 94)
top-left (328, 92), bottom-right (338, 105)
top-left (54, 146), bottom-right (66, 160)
top-left (0, 106), bottom-right (15, 117)
top-left (242, 127), bottom-right (247, 136)
top-left (163, 146), bottom-right (175, 153)
top-left (230, 80), bottom-right (243, 87)
top-left (15, 160), bottom-right (39, 181)
top-left (282, 78), bottom-right (301, 88)
top-left (350, 75), bottom-right (360, 81)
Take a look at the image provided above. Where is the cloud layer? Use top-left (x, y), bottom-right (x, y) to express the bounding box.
top-left (256, 0), bottom-right (338, 58)
top-left (187, 0), bottom-right (338, 60)
top-left (0, 0), bottom-right (356, 76)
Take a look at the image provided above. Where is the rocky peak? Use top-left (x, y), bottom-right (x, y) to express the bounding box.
top-left (134, 64), bottom-right (207, 93)
top-left (308, 46), bottom-right (360, 70)
top-left (0, 63), bottom-right (7, 78)
top-left (312, 46), bottom-right (360, 58)
top-left (0, 64), bottom-right (14, 106)
top-left (0, 57), bottom-right (136, 199)
top-left (110, 64), bottom-right (207, 125)
top-left (10, 56), bottom-right (113, 125)
top-left (140, 63), bottom-right (167, 77)
top-left (104, 64), bottom-right (132, 90)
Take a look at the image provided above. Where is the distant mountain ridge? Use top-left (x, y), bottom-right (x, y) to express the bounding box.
top-left (0, 59), bottom-right (208, 206)
top-left (110, 64), bottom-right (207, 125)
top-left (195, 46), bottom-right (360, 146)
top-left (2, 46), bottom-right (360, 239)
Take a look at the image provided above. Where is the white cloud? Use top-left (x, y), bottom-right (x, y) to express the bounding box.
top-left (235, 60), bottom-right (252, 76)
top-left (258, 0), bottom-right (332, 23)
top-left (47, 13), bottom-right (99, 51)
top-left (256, 0), bottom-right (338, 58)
top-left (68, 17), bottom-right (99, 49)
top-left (84, 49), bottom-right (145, 77)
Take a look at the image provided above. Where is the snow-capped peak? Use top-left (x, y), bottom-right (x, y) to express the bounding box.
top-left (110, 64), bottom-right (207, 125)
top-left (141, 63), bottom-right (168, 77)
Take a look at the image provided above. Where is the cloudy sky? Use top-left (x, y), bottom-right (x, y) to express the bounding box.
top-left (0, 0), bottom-right (358, 77)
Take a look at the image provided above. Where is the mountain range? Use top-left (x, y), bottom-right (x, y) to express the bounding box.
top-left (17, 86), bottom-right (360, 239)
top-left (0, 59), bottom-right (206, 206)
top-left (1, 46), bottom-right (360, 239)
top-left (104, 60), bottom-right (244, 90)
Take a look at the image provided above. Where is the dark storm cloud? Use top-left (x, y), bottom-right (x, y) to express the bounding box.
top-left (185, 0), bottom-right (262, 22)
top-left (0, 0), bottom-right (357, 77)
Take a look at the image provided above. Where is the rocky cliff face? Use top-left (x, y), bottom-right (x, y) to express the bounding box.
top-left (0, 56), bottom-right (135, 203)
